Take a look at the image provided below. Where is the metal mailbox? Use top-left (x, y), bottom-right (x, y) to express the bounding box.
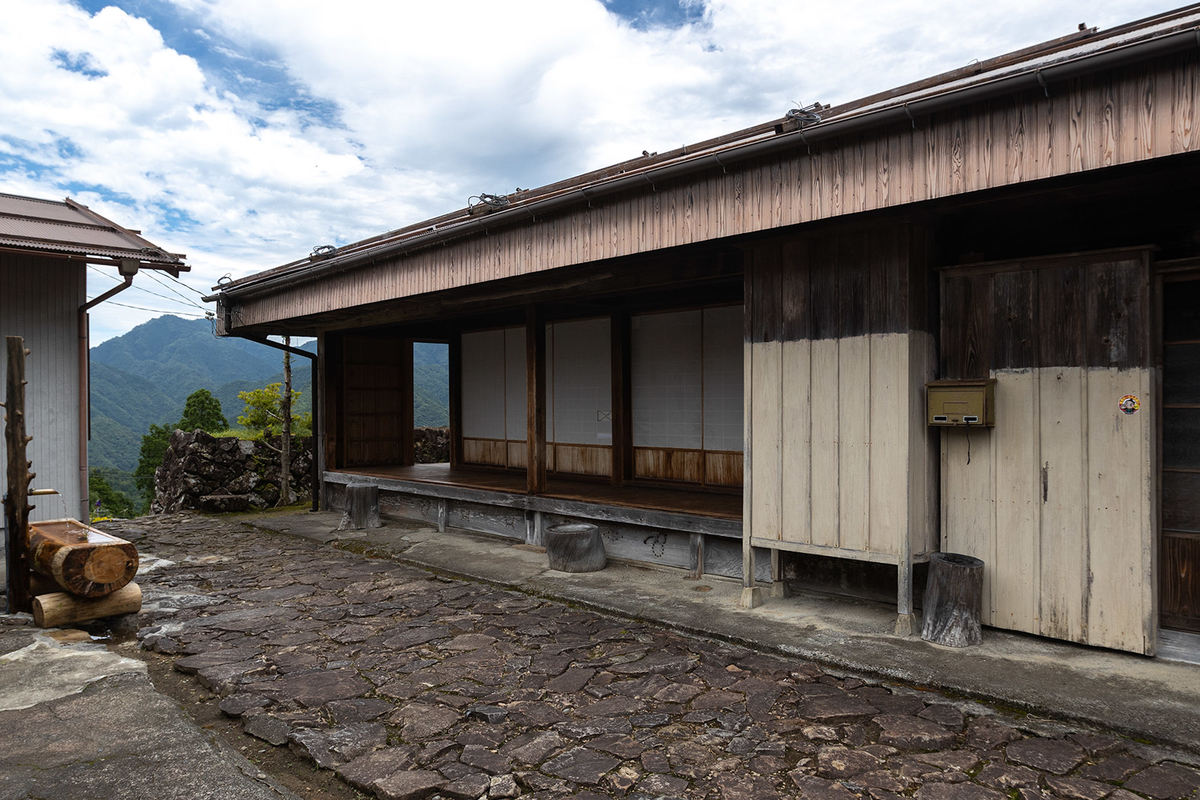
top-left (927, 379), bottom-right (996, 427)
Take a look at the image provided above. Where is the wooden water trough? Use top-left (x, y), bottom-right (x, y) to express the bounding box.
top-left (26, 519), bottom-right (142, 628)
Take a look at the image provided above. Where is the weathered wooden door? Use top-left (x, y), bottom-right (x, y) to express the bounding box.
top-left (1161, 275), bottom-right (1200, 632)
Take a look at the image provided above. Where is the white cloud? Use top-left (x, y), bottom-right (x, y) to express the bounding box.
top-left (0, 0), bottom-right (1177, 342)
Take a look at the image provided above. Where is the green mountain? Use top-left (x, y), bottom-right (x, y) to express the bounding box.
top-left (89, 316), bottom-right (449, 479)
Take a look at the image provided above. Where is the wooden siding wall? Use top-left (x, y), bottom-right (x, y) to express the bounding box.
top-left (743, 226), bottom-right (937, 562)
top-left (341, 334), bottom-right (407, 466)
top-left (0, 255), bottom-right (85, 524)
top-left (939, 249), bottom-right (1155, 654)
top-left (233, 52), bottom-right (1200, 329)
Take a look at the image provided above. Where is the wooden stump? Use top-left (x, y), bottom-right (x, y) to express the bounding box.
top-left (28, 519), bottom-right (138, 598)
top-left (33, 582), bottom-right (142, 628)
top-left (921, 552), bottom-right (984, 647)
top-left (339, 482), bottom-right (381, 530)
top-left (545, 523), bottom-right (606, 573)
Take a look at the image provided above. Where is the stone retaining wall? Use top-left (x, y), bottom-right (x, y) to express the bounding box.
top-left (154, 429), bottom-right (313, 514)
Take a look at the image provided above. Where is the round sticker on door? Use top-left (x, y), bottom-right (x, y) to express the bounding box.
top-left (1119, 395), bottom-right (1140, 414)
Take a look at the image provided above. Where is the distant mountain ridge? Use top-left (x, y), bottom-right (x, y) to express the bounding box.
top-left (89, 316), bottom-right (449, 476)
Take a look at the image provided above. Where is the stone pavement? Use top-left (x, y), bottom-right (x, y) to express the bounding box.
top-left (80, 512), bottom-right (1200, 800)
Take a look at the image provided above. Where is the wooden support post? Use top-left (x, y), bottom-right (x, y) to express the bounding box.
top-left (770, 548), bottom-right (789, 599)
top-left (400, 338), bottom-right (415, 467)
top-left (324, 331), bottom-right (343, 471)
top-left (740, 267), bottom-right (761, 609)
top-left (449, 332), bottom-right (463, 469)
top-left (610, 310), bottom-right (632, 486)
top-left (896, 559), bottom-right (915, 636)
top-left (526, 306), bottom-right (547, 495)
top-left (688, 533), bottom-right (705, 579)
top-left (4, 336), bottom-right (34, 615)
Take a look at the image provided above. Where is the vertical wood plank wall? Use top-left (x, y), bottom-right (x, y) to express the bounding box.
top-left (744, 225), bottom-right (937, 562)
top-left (0, 255), bottom-right (85, 525)
top-left (235, 52), bottom-right (1200, 329)
top-left (940, 249), bottom-right (1155, 654)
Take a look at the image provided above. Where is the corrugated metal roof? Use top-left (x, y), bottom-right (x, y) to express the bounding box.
top-left (0, 193), bottom-right (187, 268)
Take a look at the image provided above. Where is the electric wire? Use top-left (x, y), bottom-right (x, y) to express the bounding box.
top-left (143, 269), bottom-right (208, 311)
top-left (86, 265), bottom-right (209, 313)
top-left (103, 300), bottom-right (207, 318)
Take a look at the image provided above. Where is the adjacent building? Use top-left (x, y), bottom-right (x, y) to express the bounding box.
top-left (0, 193), bottom-right (187, 526)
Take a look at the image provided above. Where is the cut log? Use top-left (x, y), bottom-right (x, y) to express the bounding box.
top-left (545, 522), bottom-right (606, 573)
top-left (339, 482), bottom-right (381, 530)
top-left (921, 552), bottom-right (984, 647)
top-left (33, 582), bottom-right (142, 628)
top-left (28, 519), bottom-right (138, 598)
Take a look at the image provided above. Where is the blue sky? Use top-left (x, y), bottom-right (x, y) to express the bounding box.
top-left (1, 0), bottom-right (1175, 342)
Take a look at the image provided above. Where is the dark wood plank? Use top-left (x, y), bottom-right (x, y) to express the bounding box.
top-left (992, 270), bottom-right (1037, 369)
top-left (610, 310), bottom-right (632, 485)
top-left (323, 331), bottom-right (344, 470)
top-left (1084, 257), bottom-right (1149, 369)
top-left (780, 239), bottom-right (811, 342)
top-left (400, 339), bottom-right (415, 467)
top-left (449, 332), bottom-right (463, 468)
top-left (838, 231), bottom-right (869, 338)
top-left (941, 273), bottom-right (992, 378)
top-left (749, 243), bottom-right (782, 343)
top-left (1161, 533), bottom-right (1200, 632)
top-left (526, 305), bottom-right (547, 494)
top-left (1037, 265), bottom-right (1084, 367)
top-left (810, 234), bottom-right (840, 340)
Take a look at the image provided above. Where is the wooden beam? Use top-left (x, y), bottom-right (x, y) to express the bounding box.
top-left (400, 338), bottom-right (415, 467)
top-left (322, 331), bottom-right (343, 470)
top-left (449, 332), bottom-right (463, 469)
top-left (610, 310), bottom-right (632, 486)
top-left (526, 305), bottom-right (547, 494)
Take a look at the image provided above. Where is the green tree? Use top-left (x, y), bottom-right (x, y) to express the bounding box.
top-left (133, 422), bottom-right (172, 514)
top-left (89, 468), bottom-right (135, 520)
top-left (177, 388), bottom-right (227, 433)
top-left (237, 383), bottom-right (310, 438)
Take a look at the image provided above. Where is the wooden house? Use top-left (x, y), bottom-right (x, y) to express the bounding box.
top-left (0, 194), bottom-right (186, 525)
top-left (212, 8), bottom-right (1200, 655)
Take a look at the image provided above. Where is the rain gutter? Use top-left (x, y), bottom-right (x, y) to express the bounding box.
top-left (78, 261), bottom-right (138, 521)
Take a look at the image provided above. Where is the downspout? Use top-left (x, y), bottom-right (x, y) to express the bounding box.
top-left (78, 259), bottom-right (139, 520)
top-left (223, 331), bottom-right (320, 513)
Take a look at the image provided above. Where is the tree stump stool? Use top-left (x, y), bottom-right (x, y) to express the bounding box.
top-left (339, 482), bottom-right (381, 530)
top-left (545, 523), bottom-right (606, 573)
top-left (921, 552), bottom-right (984, 647)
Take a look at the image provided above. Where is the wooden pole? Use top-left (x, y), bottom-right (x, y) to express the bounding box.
top-left (279, 337), bottom-right (293, 506)
top-left (4, 336), bottom-right (34, 614)
top-left (526, 305), bottom-right (547, 494)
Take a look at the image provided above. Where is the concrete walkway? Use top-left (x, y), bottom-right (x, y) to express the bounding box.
top-left (253, 510), bottom-right (1200, 755)
top-left (0, 618), bottom-right (299, 800)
